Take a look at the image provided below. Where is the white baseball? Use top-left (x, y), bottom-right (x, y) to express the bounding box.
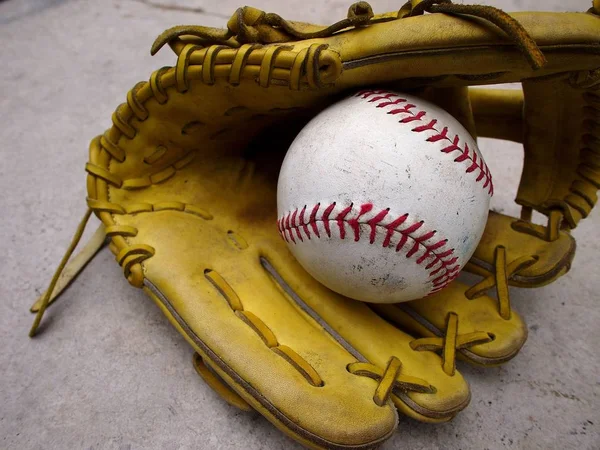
top-left (277, 89), bottom-right (492, 303)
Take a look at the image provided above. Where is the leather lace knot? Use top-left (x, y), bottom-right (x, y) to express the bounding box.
top-left (347, 1), bottom-right (375, 26)
top-left (410, 312), bottom-right (492, 376)
top-left (400, 0), bottom-right (546, 69)
top-left (466, 246), bottom-right (537, 320)
top-left (348, 357), bottom-right (434, 406)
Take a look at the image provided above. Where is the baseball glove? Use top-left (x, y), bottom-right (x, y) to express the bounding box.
top-left (30, 1), bottom-right (600, 448)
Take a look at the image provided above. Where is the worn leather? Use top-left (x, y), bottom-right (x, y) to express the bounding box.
top-left (31, 2), bottom-right (600, 449)
top-left (86, 102), bottom-right (470, 447)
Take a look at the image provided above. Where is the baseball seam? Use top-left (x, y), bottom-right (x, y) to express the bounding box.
top-left (278, 202), bottom-right (461, 293)
top-left (356, 89), bottom-right (494, 196)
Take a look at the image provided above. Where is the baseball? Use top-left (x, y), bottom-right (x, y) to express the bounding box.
top-left (277, 89), bottom-right (492, 303)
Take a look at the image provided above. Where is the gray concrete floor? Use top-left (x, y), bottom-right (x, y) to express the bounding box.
top-left (1, 0), bottom-right (598, 449)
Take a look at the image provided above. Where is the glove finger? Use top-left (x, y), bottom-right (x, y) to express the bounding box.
top-left (466, 211), bottom-right (575, 288)
top-left (131, 209), bottom-right (398, 449)
top-left (373, 279), bottom-right (528, 368)
top-left (261, 245), bottom-right (470, 423)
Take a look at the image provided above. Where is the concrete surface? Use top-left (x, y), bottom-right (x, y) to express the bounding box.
top-left (1, 0), bottom-right (598, 449)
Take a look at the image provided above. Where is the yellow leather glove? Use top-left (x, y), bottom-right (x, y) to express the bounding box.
top-left (29, 1), bottom-right (600, 448)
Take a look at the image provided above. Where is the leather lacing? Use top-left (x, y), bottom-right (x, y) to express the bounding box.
top-left (202, 266), bottom-right (439, 401)
top-left (28, 201), bottom-right (213, 336)
top-left (260, 258), bottom-right (439, 407)
top-left (386, 246), bottom-right (536, 375)
top-left (79, 40), bottom-right (333, 298)
top-left (152, 0), bottom-right (545, 71)
top-left (409, 313), bottom-right (491, 376)
top-left (193, 354), bottom-right (435, 413)
top-left (99, 41), bottom-right (330, 167)
top-left (516, 70), bottom-right (600, 240)
top-left (402, 0), bottom-right (545, 69)
top-left (177, 264), bottom-right (439, 406)
top-left (348, 357), bottom-right (434, 406)
top-left (465, 246), bottom-right (537, 320)
top-left (93, 40), bottom-right (338, 196)
top-left (204, 269), bottom-right (325, 387)
top-left (560, 71), bottom-right (600, 227)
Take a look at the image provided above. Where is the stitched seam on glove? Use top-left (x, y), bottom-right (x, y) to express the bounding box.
top-left (278, 202), bottom-right (460, 293)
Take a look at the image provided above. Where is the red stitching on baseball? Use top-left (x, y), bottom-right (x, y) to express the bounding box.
top-left (285, 213), bottom-right (294, 244)
top-left (322, 202), bottom-right (335, 237)
top-left (299, 205), bottom-right (310, 239)
top-left (348, 203), bottom-right (373, 241)
top-left (368, 208), bottom-right (389, 244)
top-left (336, 204), bottom-right (353, 240)
top-left (279, 202), bottom-right (460, 293)
top-left (310, 203), bottom-right (321, 238)
top-left (383, 213), bottom-right (408, 247)
top-left (355, 89), bottom-right (494, 195)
